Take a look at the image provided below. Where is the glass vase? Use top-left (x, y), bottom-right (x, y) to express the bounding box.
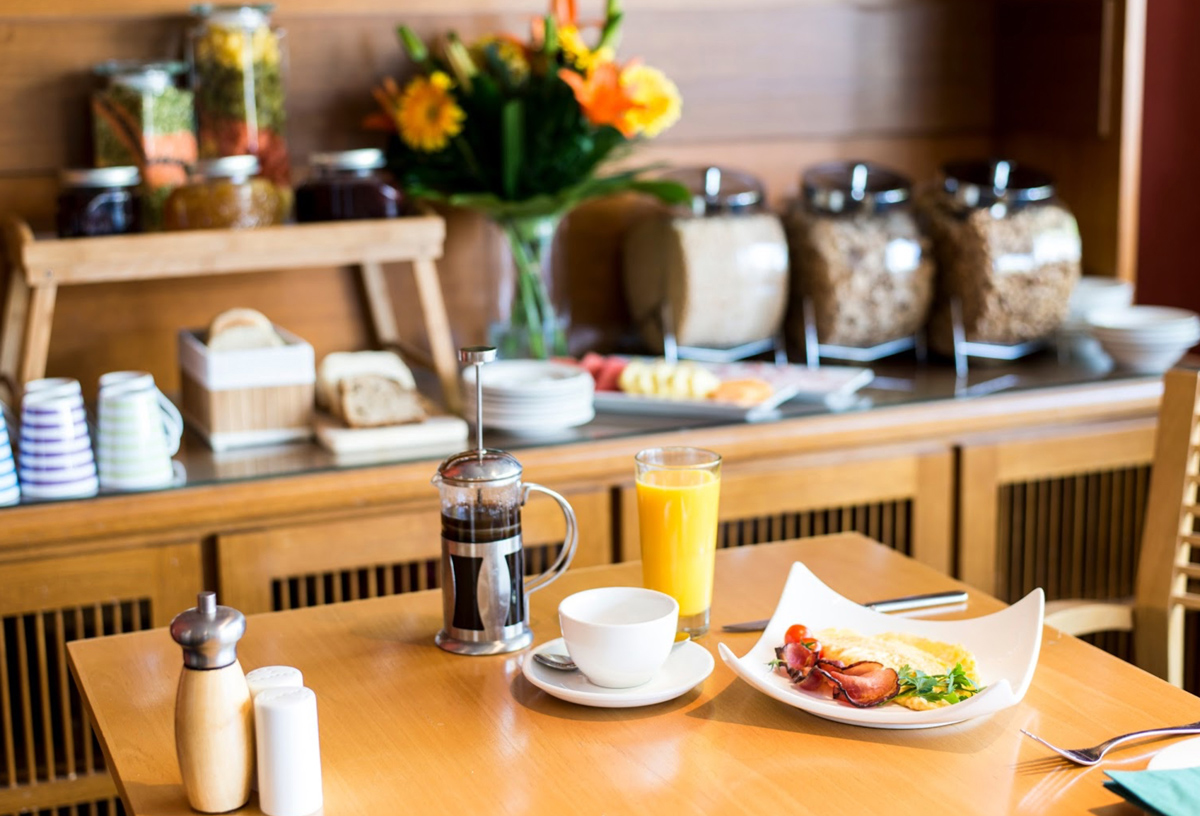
top-left (490, 213), bottom-right (570, 359)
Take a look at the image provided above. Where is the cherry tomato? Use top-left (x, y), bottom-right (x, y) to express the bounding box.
top-left (784, 624), bottom-right (810, 645)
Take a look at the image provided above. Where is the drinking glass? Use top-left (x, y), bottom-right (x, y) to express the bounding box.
top-left (635, 447), bottom-right (722, 636)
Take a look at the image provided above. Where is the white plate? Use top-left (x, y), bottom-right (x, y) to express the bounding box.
top-left (464, 361), bottom-right (593, 396)
top-left (594, 364), bottom-right (873, 419)
top-left (1148, 736), bottom-right (1200, 771)
top-left (522, 637), bottom-right (714, 708)
top-left (718, 562), bottom-right (1044, 729)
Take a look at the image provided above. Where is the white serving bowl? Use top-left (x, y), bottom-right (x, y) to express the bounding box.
top-left (1085, 305), bottom-right (1200, 373)
top-left (1065, 277), bottom-right (1134, 330)
top-left (1100, 345), bottom-right (1191, 374)
top-left (1087, 305), bottom-right (1200, 334)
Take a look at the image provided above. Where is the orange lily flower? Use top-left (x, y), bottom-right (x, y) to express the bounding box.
top-left (558, 62), bottom-right (637, 136)
top-left (552, 0), bottom-right (577, 25)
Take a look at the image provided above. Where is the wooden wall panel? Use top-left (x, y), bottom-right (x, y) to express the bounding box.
top-left (0, 0), bottom-right (1000, 390)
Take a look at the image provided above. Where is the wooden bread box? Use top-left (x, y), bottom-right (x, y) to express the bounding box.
top-left (179, 327), bottom-right (315, 452)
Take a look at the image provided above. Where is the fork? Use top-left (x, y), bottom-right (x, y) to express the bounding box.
top-left (1020, 721), bottom-right (1200, 765)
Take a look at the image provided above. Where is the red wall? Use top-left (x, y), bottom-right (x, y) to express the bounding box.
top-left (1136, 0), bottom-right (1200, 308)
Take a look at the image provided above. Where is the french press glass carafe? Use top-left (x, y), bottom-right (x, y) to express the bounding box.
top-left (431, 347), bottom-right (578, 655)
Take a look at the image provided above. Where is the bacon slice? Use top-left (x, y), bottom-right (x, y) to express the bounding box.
top-left (777, 642), bottom-right (820, 682)
top-left (816, 661), bottom-right (900, 708)
top-left (797, 658), bottom-right (842, 692)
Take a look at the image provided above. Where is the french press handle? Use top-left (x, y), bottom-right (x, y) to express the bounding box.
top-left (522, 483), bottom-right (578, 595)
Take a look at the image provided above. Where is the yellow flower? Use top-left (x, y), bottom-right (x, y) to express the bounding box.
top-left (395, 72), bottom-right (465, 153)
top-left (472, 36), bottom-right (530, 83)
top-left (619, 64), bottom-right (682, 139)
top-left (559, 25), bottom-right (614, 74)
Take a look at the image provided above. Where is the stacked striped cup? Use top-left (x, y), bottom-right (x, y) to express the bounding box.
top-left (19, 378), bottom-right (98, 500)
top-left (97, 371), bottom-right (183, 491)
top-left (0, 402), bottom-right (18, 506)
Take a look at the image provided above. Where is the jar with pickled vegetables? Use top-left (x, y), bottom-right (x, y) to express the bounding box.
top-left (188, 4), bottom-right (290, 197)
top-left (91, 60), bottom-right (197, 230)
top-left (163, 155), bottom-right (281, 230)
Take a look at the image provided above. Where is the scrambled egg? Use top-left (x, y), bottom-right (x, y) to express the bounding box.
top-left (815, 628), bottom-right (981, 711)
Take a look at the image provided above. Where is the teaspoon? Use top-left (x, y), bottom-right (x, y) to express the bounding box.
top-left (533, 633), bottom-right (692, 672)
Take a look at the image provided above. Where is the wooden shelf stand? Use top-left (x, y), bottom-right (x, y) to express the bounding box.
top-left (0, 214), bottom-right (462, 412)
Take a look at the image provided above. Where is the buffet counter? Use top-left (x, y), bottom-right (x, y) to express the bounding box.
top-left (0, 353), bottom-right (1175, 816)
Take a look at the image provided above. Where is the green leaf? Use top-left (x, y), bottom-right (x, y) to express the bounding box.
top-left (397, 26), bottom-right (429, 65)
top-left (543, 14), bottom-right (559, 57)
top-left (501, 99), bottom-right (524, 199)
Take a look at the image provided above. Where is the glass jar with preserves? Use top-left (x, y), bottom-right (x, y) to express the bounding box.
top-left (784, 161), bottom-right (934, 349)
top-left (56, 166), bottom-right (142, 238)
top-left (188, 4), bottom-right (290, 194)
top-left (294, 149), bottom-right (404, 222)
top-left (91, 60), bottom-right (198, 230)
top-left (917, 160), bottom-right (1082, 353)
top-left (163, 155), bottom-right (281, 230)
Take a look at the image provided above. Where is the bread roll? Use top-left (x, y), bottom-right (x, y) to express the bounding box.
top-left (337, 375), bottom-right (427, 428)
top-left (207, 308), bottom-right (284, 351)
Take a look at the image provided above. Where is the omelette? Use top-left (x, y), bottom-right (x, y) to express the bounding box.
top-left (814, 628), bottom-right (982, 711)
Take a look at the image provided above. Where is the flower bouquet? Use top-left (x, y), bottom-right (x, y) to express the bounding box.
top-left (371, 0), bottom-right (688, 358)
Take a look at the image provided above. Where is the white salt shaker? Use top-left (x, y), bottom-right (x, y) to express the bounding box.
top-left (245, 666), bottom-right (304, 791)
top-left (247, 665), bottom-right (304, 698)
top-left (255, 686), bottom-right (323, 816)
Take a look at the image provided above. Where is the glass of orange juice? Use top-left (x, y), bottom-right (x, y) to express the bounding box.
top-left (635, 447), bottom-right (721, 636)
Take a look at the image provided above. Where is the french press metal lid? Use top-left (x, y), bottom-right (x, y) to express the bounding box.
top-left (169, 591), bottom-right (246, 670)
top-left (432, 347), bottom-right (578, 656)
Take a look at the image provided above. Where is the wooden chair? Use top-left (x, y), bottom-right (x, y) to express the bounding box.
top-left (1045, 367), bottom-right (1200, 687)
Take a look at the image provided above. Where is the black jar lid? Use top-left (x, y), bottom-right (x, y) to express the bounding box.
top-left (309, 149), bottom-right (386, 173)
top-left (942, 160), bottom-right (1055, 208)
top-left (60, 166), bottom-right (141, 189)
top-left (660, 166), bottom-right (764, 215)
top-left (803, 161), bottom-right (911, 213)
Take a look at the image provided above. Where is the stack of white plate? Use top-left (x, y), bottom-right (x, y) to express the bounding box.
top-left (462, 360), bottom-right (595, 433)
top-left (1059, 277), bottom-right (1134, 358)
top-left (1087, 306), bottom-right (1200, 373)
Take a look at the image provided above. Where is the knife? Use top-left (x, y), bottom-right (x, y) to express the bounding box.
top-left (719, 590), bottom-right (968, 633)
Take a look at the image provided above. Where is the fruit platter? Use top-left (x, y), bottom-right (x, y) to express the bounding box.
top-left (579, 354), bottom-right (874, 420)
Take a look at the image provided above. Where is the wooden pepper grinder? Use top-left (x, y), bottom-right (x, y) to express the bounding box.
top-left (170, 591), bottom-right (254, 813)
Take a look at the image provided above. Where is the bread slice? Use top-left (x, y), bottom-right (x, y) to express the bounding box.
top-left (317, 350), bottom-right (416, 410)
top-left (338, 374), bottom-right (427, 428)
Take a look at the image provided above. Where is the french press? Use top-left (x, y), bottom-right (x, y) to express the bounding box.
top-left (432, 347), bottom-right (579, 655)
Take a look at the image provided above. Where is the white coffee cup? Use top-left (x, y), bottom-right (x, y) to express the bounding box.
top-left (558, 587), bottom-right (679, 689)
top-left (97, 372), bottom-right (182, 490)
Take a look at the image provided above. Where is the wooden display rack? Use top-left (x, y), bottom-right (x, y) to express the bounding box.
top-left (0, 214), bottom-right (462, 413)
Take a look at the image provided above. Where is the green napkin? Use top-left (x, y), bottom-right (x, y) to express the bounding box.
top-left (1105, 766), bottom-right (1200, 816)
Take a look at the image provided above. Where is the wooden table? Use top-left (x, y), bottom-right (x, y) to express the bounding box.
top-left (69, 534), bottom-right (1200, 815)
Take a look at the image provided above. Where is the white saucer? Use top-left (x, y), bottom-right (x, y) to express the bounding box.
top-left (522, 637), bottom-right (714, 708)
top-left (1148, 736), bottom-right (1200, 770)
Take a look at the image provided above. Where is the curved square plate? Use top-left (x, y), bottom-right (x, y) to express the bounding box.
top-left (718, 562), bottom-right (1044, 729)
